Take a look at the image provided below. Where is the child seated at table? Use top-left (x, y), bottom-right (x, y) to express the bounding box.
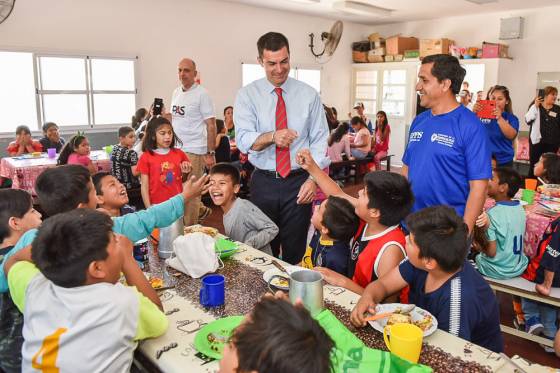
top-left (521, 215), bottom-right (560, 345)
top-left (38, 122), bottom-right (65, 153)
top-left (534, 152), bottom-right (560, 184)
top-left (57, 133), bottom-right (97, 174)
top-left (350, 206), bottom-right (504, 353)
top-left (219, 296), bottom-right (333, 373)
top-left (296, 149), bottom-right (413, 297)
top-left (474, 167), bottom-right (528, 279)
top-left (111, 126), bottom-right (140, 190)
top-left (4, 209), bottom-right (167, 372)
top-left (92, 172), bottom-right (136, 217)
top-left (208, 163), bottom-right (278, 254)
top-left (6, 125), bottom-right (42, 156)
top-left (301, 196), bottom-right (359, 276)
top-left (0, 165), bottom-right (210, 293)
top-left (0, 189), bottom-right (42, 372)
top-left (215, 119), bottom-right (231, 163)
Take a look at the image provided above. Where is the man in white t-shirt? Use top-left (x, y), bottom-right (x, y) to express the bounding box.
top-left (169, 58), bottom-right (216, 226)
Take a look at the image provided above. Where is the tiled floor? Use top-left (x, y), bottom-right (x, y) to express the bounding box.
top-left (200, 176), bottom-right (560, 368)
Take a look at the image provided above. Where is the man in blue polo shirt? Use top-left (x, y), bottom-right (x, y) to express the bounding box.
top-left (402, 54), bottom-right (491, 232)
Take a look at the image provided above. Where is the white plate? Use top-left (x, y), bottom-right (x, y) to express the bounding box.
top-left (368, 303), bottom-right (438, 337)
top-left (262, 266), bottom-right (305, 291)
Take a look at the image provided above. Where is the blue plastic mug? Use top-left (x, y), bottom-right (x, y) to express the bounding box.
top-left (199, 274), bottom-right (225, 307)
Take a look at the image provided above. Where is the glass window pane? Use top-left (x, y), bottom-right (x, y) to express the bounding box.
top-left (382, 101), bottom-right (405, 117)
top-left (93, 94), bottom-right (136, 125)
top-left (362, 101), bottom-right (376, 115)
top-left (383, 86), bottom-right (406, 101)
top-left (355, 85), bottom-right (376, 100)
top-left (43, 94), bottom-right (89, 126)
top-left (383, 70), bottom-right (406, 85)
top-left (39, 57), bottom-right (86, 90)
top-left (0, 51), bottom-right (38, 132)
top-left (297, 69), bottom-right (320, 93)
top-left (462, 64), bottom-right (486, 96)
top-left (289, 69), bottom-right (296, 78)
top-left (356, 70), bottom-right (377, 85)
top-left (91, 59), bottom-right (135, 91)
top-left (242, 64), bottom-right (264, 87)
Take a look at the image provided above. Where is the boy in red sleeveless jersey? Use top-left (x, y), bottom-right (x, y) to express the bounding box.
top-left (296, 149), bottom-right (413, 298)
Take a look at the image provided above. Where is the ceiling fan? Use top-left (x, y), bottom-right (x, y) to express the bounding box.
top-left (0, 0), bottom-right (15, 25)
top-left (308, 20), bottom-right (343, 64)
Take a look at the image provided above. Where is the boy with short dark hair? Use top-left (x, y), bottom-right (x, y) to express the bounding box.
top-left (302, 196), bottom-right (360, 276)
top-left (208, 163), bottom-right (278, 254)
top-left (5, 209), bottom-right (167, 372)
top-left (219, 296), bottom-right (333, 373)
top-left (297, 149), bottom-right (413, 297)
top-left (92, 172), bottom-right (135, 217)
top-left (111, 126), bottom-right (140, 189)
top-left (0, 165), bottom-right (209, 293)
top-left (350, 206), bottom-right (503, 353)
top-left (474, 167), bottom-right (528, 279)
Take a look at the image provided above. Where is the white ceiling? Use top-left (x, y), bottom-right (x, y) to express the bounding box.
top-left (221, 0), bottom-right (560, 25)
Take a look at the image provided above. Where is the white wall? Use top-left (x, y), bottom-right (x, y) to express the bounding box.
top-left (367, 5), bottom-right (560, 130)
top-left (0, 0), bottom-right (369, 122)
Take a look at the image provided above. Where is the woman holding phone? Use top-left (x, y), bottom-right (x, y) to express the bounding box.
top-left (526, 86), bottom-right (560, 176)
top-left (473, 85), bottom-right (518, 167)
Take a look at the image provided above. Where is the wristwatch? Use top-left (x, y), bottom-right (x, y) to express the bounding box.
top-left (206, 151), bottom-right (215, 155)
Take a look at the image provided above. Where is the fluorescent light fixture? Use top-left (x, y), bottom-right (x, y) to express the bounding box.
top-left (286, 0), bottom-right (321, 4)
top-left (465, 0), bottom-right (498, 4)
top-left (332, 1), bottom-right (392, 17)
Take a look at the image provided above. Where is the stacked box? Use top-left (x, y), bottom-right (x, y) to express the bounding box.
top-left (420, 38), bottom-right (454, 58)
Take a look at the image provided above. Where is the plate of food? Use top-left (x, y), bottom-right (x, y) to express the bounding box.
top-left (184, 225), bottom-right (219, 238)
top-left (194, 316), bottom-right (244, 359)
top-left (368, 303), bottom-right (437, 337)
top-left (262, 266), bottom-right (305, 291)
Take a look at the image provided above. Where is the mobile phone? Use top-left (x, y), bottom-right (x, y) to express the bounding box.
top-left (153, 98), bottom-right (163, 116)
top-left (476, 100), bottom-right (496, 119)
top-left (538, 89), bottom-right (545, 99)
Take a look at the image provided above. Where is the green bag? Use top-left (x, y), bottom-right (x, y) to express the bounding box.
top-left (315, 310), bottom-right (432, 373)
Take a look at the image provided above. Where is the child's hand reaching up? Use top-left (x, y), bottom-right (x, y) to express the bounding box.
top-left (296, 149), bottom-right (319, 172)
top-left (182, 174), bottom-right (211, 200)
top-left (180, 161), bottom-right (192, 175)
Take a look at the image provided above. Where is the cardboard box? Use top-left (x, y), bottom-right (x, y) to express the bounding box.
top-left (386, 36), bottom-right (419, 55)
top-left (482, 42), bottom-right (509, 58)
top-left (420, 38), bottom-right (454, 57)
top-left (352, 51), bottom-right (368, 63)
top-left (367, 54), bottom-right (384, 63)
top-left (370, 47), bottom-right (385, 56)
top-left (404, 50), bottom-right (420, 58)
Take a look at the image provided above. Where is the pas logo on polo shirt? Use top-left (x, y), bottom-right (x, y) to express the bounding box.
top-left (409, 131), bottom-right (423, 142)
top-left (430, 133), bottom-right (455, 147)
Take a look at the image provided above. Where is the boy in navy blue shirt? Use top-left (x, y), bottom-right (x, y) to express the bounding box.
top-left (302, 196), bottom-right (359, 275)
top-left (350, 206), bottom-right (503, 353)
top-left (402, 54), bottom-right (491, 232)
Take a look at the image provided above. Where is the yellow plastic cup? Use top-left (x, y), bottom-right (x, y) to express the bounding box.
top-left (383, 323), bottom-right (423, 363)
top-left (525, 178), bottom-right (538, 191)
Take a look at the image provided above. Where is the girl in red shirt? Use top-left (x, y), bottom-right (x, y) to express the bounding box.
top-left (137, 117), bottom-right (191, 207)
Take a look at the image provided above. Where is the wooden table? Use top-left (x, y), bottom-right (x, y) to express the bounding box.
top-left (135, 240), bottom-right (555, 373)
top-left (0, 150), bottom-right (111, 196)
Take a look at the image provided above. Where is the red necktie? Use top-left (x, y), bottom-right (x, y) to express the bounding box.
top-left (275, 88), bottom-right (291, 178)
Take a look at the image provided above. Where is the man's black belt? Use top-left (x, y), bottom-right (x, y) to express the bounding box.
top-left (255, 168), bottom-right (308, 178)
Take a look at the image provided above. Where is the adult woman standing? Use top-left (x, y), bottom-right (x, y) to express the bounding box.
top-left (371, 111), bottom-right (390, 170)
top-left (349, 116), bottom-right (371, 159)
top-left (473, 85), bottom-right (518, 167)
top-left (224, 106), bottom-right (235, 138)
top-left (526, 86), bottom-right (560, 176)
